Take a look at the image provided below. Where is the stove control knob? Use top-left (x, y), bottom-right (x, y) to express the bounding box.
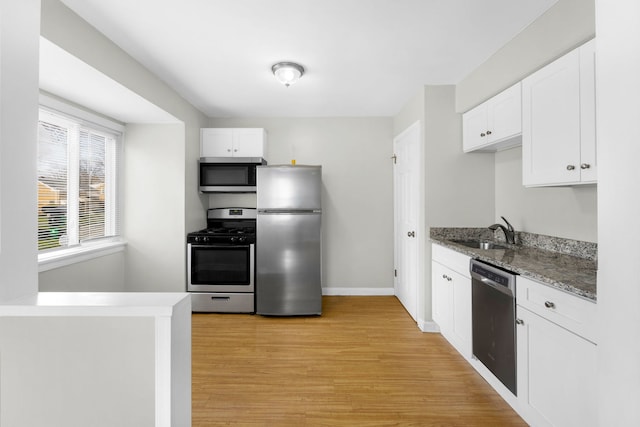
top-left (238, 236), bottom-right (246, 243)
top-left (230, 237), bottom-right (237, 243)
top-left (203, 236), bottom-right (210, 243)
top-left (194, 236), bottom-right (201, 243)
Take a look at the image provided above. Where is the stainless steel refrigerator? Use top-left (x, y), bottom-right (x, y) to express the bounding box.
top-left (256, 165), bottom-right (322, 316)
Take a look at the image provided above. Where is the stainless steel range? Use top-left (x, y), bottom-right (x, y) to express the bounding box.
top-left (187, 208), bottom-right (256, 313)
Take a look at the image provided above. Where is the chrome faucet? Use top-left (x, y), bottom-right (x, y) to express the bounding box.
top-left (489, 216), bottom-right (516, 244)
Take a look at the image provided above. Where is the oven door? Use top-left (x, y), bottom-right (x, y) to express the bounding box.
top-left (187, 243), bottom-right (254, 292)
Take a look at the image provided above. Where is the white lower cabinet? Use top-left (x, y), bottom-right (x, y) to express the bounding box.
top-left (516, 276), bottom-right (597, 427)
top-left (431, 244), bottom-right (472, 358)
top-left (431, 244), bottom-right (598, 427)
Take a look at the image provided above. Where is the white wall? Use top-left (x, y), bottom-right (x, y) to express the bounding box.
top-left (209, 117), bottom-right (394, 293)
top-left (40, 0), bottom-right (210, 292)
top-left (495, 147), bottom-right (598, 242)
top-left (124, 124), bottom-right (187, 292)
top-left (456, 0), bottom-right (597, 243)
top-left (595, 0), bottom-right (640, 424)
top-left (0, 0), bottom-right (40, 302)
top-left (423, 86), bottom-right (494, 326)
top-left (39, 253), bottom-right (126, 292)
top-left (424, 86), bottom-right (494, 229)
top-left (456, 0), bottom-right (595, 113)
top-left (0, 316), bottom-right (155, 426)
top-left (393, 86), bottom-right (494, 328)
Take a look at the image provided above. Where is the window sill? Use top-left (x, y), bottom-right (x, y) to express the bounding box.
top-left (38, 240), bottom-right (127, 272)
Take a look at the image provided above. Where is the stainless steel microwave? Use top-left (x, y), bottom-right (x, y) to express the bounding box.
top-left (199, 157), bottom-right (267, 193)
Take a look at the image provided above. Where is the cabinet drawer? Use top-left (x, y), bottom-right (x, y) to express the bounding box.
top-left (516, 276), bottom-right (596, 343)
top-left (191, 293), bottom-right (254, 313)
top-left (432, 243), bottom-right (471, 278)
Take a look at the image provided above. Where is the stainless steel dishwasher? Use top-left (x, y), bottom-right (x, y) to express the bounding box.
top-left (470, 259), bottom-right (518, 395)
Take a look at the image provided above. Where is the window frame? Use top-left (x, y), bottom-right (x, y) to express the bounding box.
top-left (38, 94), bottom-right (126, 272)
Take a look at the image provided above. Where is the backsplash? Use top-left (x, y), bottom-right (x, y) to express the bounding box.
top-left (430, 227), bottom-right (597, 262)
top-left (516, 231), bottom-right (597, 261)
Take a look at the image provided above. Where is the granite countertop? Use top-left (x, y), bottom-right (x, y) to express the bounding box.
top-left (430, 228), bottom-right (597, 302)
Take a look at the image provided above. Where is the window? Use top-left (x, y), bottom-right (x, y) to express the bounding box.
top-left (37, 106), bottom-right (122, 255)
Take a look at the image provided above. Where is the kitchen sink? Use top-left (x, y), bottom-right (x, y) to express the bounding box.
top-left (451, 239), bottom-right (510, 250)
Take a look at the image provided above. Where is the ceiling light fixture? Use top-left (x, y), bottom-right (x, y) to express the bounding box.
top-left (272, 62), bottom-right (305, 87)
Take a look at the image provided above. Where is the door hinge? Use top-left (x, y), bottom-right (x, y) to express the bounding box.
top-left (391, 154), bottom-right (397, 164)
top-left (394, 269), bottom-right (397, 277)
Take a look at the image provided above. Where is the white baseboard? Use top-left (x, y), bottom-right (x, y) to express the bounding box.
top-left (322, 287), bottom-right (395, 296)
top-left (419, 320), bottom-right (440, 333)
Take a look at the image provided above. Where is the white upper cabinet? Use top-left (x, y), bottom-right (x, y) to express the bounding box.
top-left (522, 39), bottom-right (596, 186)
top-left (462, 82), bottom-right (522, 152)
top-left (200, 128), bottom-right (266, 158)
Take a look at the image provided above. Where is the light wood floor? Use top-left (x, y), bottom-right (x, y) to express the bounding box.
top-left (192, 296), bottom-right (526, 426)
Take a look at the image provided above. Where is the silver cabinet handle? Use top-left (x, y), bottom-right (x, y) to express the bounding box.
top-left (441, 274), bottom-right (452, 282)
top-left (516, 319), bottom-right (524, 325)
top-left (566, 165), bottom-right (576, 170)
top-left (581, 163), bottom-right (591, 169)
top-left (486, 130), bottom-right (492, 135)
top-left (480, 133), bottom-right (486, 137)
top-left (227, 148), bottom-right (231, 152)
top-left (544, 301), bottom-right (556, 309)
top-left (407, 231), bottom-right (415, 237)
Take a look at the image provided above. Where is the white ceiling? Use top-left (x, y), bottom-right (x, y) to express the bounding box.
top-left (58, 0), bottom-right (558, 118)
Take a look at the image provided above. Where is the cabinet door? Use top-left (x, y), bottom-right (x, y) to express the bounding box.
top-left (201, 128), bottom-right (234, 157)
top-left (517, 306), bottom-right (597, 427)
top-left (450, 268), bottom-right (472, 358)
top-left (579, 39), bottom-right (597, 183)
top-left (233, 129), bottom-right (265, 157)
top-left (432, 261), bottom-right (472, 357)
top-left (431, 261), bottom-right (452, 331)
top-left (462, 103), bottom-right (488, 152)
top-left (522, 49), bottom-right (582, 186)
top-left (488, 82), bottom-right (521, 144)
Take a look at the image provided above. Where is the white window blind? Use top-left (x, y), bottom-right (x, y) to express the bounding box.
top-left (38, 108), bottom-right (121, 252)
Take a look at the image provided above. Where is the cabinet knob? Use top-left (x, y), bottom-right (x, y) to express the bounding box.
top-left (544, 301), bottom-right (556, 309)
top-left (480, 133), bottom-right (486, 137)
top-left (516, 319), bottom-right (524, 325)
top-left (486, 130), bottom-right (492, 135)
top-left (227, 149), bottom-right (231, 152)
top-left (233, 149), bottom-right (238, 152)
top-left (581, 163), bottom-right (591, 169)
top-left (566, 165), bottom-right (576, 171)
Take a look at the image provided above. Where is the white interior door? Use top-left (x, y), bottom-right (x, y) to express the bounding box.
top-left (393, 122), bottom-right (420, 322)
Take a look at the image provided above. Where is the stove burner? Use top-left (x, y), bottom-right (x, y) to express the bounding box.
top-left (205, 227), bottom-right (251, 235)
top-left (187, 219), bottom-right (256, 245)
